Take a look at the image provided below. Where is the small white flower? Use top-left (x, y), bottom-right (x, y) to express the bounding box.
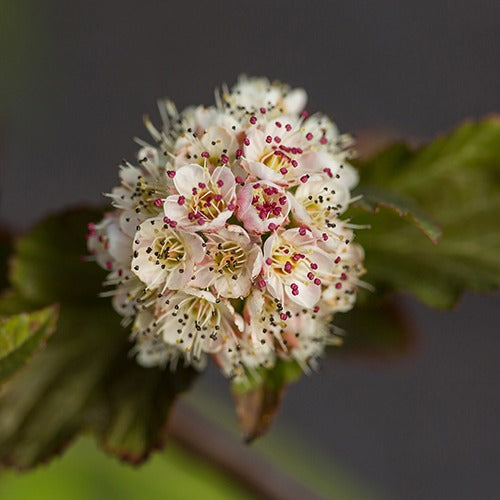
top-left (291, 174), bottom-right (351, 248)
top-left (236, 180), bottom-right (291, 234)
top-left (192, 225), bottom-right (263, 298)
top-left (224, 75), bottom-right (307, 118)
top-left (131, 217), bottom-right (205, 292)
top-left (163, 164), bottom-right (236, 232)
top-left (131, 309), bottom-right (207, 370)
top-left (146, 289), bottom-right (239, 363)
top-left (263, 228), bottom-right (335, 309)
top-left (322, 242), bottom-right (366, 312)
top-left (174, 125), bottom-right (239, 169)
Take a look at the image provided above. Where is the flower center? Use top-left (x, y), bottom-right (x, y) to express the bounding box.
top-left (259, 144), bottom-right (302, 175)
top-left (251, 183), bottom-right (287, 221)
top-left (188, 186), bottom-right (226, 223)
top-left (211, 241), bottom-right (246, 273)
top-left (151, 233), bottom-right (185, 268)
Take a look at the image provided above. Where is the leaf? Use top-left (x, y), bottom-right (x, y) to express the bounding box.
top-left (9, 208), bottom-right (106, 305)
top-left (353, 187), bottom-right (442, 244)
top-left (0, 301), bottom-right (198, 469)
top-left (231, 359), bottom-right (302, 443)
top-left (351, 118), bottom-right (500, 308)
top-left (0, 208), bottom-right (198, 469)
top-left (332, 291), bottom-right (414, 360)
top-left (0, 306), bottom-right (58, 384)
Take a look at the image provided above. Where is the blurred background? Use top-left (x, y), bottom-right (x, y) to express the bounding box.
top-left (0, 1), bottom-right (498, 498)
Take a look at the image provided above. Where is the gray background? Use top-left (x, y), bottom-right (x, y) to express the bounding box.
top-left (1, 1), bottom-right (499, 498)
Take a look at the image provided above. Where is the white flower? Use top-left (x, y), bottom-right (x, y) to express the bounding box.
top-left (192, 225), bottom-right (263, 298)
top-left (87, 213), bottom-right (132, 271)
top-left (107, 147), bottom-right (168, 237)
top-left (263, 228), bottom-right (335, 309)
top-left (236, 180), bottom-right (291, 233)
top-left (145, 289), bottom-right (239, 363)
top-left (131, 217), bottom-right (205, 292)
top-left (291, 174), bottom-right (351, 248)
top-left (322, 242), bottom-right (366, 312)
top-left (174, 125), bottom-right (239, 169)
top-left (224, 75), bottom-right (307, 118)
top-left (163, 164), bottom-right (236, 232)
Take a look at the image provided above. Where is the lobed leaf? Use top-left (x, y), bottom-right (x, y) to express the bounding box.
top-left (0, 305), bottom-right (58, 384)
top-left (351, 118), bottom-right (500, 308)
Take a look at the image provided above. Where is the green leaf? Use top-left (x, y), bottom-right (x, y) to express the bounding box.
top-left (353, 187), bottom-right (442, 244)
top-left (0, 301), bottom-right (198, 469)
top-left (231, 359), bottom-right (302, 443)
top-left (0, 306), bottom-right (58, 384)
top-left (332, 291), bottom-right (414, 359)
top-left (351, 118), bottom-right (500, 308)
top-left (9, 208), bottom-right (106, 305)
top-left (0, 208), bottom-right (198, 469)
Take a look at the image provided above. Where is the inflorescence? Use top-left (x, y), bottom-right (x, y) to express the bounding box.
top-left (87, 76), bottom-right (366, 379)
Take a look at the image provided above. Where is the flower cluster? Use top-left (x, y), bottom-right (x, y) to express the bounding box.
top-left (88, 76), bottom-right (366, 379)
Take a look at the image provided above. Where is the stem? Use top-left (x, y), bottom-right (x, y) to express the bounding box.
top-left (169, 403), bottom-right (320, 500)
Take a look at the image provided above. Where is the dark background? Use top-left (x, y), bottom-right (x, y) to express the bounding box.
top-left (1, 1), bottom-right (498, 498)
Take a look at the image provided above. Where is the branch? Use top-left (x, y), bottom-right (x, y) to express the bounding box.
top-left (169, 403), bottom-right (320, 500)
